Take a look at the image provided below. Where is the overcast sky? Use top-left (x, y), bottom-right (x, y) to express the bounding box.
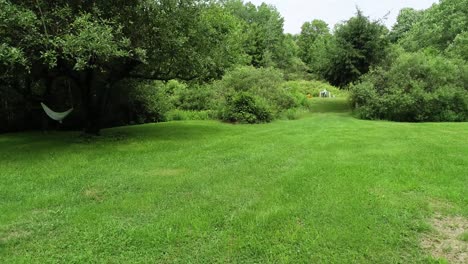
top-left (248, 0), bottom-right (438, 34)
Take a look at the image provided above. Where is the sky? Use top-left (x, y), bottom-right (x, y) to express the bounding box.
top-left (248, 0), bottom-right (439, 34)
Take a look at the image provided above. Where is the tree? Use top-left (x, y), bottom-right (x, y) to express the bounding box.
top-left (324, 10), bottom-right (389, 87)
top-left (1, 0), bottom-right (245, 134)
top-left (297, 19), bottom-right (331, 65)
top-left (399, 0), bottom-right (468, 53)
top-left (446, 32), bottom-right (468, 60)
top-left (389, 8), bottom-right (423, 43)
top-left (1, 0), bottom-right (43, 131)
top-left (223, 0), bottom-right (295, 69)
top-left (350, 52), bottom-right (468, 122)
top-left (297, 19), bottom-right (332, 78)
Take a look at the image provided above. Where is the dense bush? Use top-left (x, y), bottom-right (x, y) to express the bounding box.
top-left (322, 10), bottom-right (390, 87)
top-left (126, 81), bottom-right (172, 124)
top-left (162, 80), bottom-right (216, 111)
top-left (161, 80), bottom-right (188, 106)
top-left (219, 92), bottom-right (273, 124)
top-left (281, 57), bottom-right (312, 81)
top-left (176, 84), bottom-right (216, 111)
top-left (107, 79), bottom-right (218, 125)
top-left (215, 66), bottom-right (299, 119)
top-left (399, 0), bottom-right (468, 53)
top-left (122, 74), bottom-right (331, 125)
top-left (166, 109), bottom-right (216, 121)
top-left (351, 52), bottom-right (468, 122)
top-left (446, 32), bottom-right (468, 61)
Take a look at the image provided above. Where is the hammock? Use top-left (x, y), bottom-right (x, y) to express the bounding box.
top-left (41, 102), bottom-right (74, 123)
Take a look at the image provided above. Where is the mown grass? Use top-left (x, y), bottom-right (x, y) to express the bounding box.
top-left (0, 99), bottom-right (467, 263)
top-left (308, 98), bottom-right (351, 113)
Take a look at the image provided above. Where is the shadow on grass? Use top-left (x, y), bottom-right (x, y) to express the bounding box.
top-left (309, 98), bottom-right (351, 113)
top-left (106, 121), bottom-right (225, 142)
top-left (0, 121), bottom-right (224, 154)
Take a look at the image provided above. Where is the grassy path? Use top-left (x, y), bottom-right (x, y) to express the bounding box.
top-left (1, 100), bottom-right (467, 263)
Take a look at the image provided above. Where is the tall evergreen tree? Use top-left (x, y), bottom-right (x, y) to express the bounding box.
top-left (324, 10), bottom-right (389, 87)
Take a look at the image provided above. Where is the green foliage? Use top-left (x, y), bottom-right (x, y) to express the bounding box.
top-left (0, 0), bottom-right (38, 49)
top-left (297, 19), bottom-right (332, 73)
top-left (166, 109), bottom-right (216, 121)
top-left (215, 66), bottom-right (285, 93)
top-left (161, 80), bottom-right (217, 111)
top-left (351, 52), bottom-right (468, 122)
top-left (2, 0), bottom-right (467, 132)
top-left (399, 0), bottom-right (468, 53)
top-left (0, 44), bottom-right (27, 70)
top-left (324, 10), bottom-right (390, 87)
top-left (53, 14), bottom-right (132, 70)
top-left (219, 92), bottom-right (273, 124)
top-left (281, 57), bottom-right (310, 81)
top-left (283, 80), bottom-right (347, 98)
top-left (0, 0), bottom-right (37, 78)
top-left (215, 66), bottom-right (298, 119)
top-left (446, 32), bottom-right (468, 61)
top-left (0, 1), bottom-right (35, 132)
top-left (176, 84), bottom-right (216, 111)
top-left (224, 1), bottom-right (296, 70)
top-left (190, 3), bottom-right (247, 79)
top-left (389, 8), bottom-right (424, 43)
top-left (137, 0), bottom-right (247, 81)
top-left (1, 0), bottom-right (251, 133)
top-left (126, 81), bottom-right (171, 124)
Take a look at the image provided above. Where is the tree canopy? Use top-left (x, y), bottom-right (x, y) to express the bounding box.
top-left (1, 0), bottom-right (467, 133)
top-left (1, 0), bottom-right (247, 133)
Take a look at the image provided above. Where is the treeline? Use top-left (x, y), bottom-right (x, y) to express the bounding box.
top-left (1, 0), bottom-right (467, 134)
top-left (0, 0), bottom-right (304, 133)
top-left (350, 0), bottom-right (468, 122)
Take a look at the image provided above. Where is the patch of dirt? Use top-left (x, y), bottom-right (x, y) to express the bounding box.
top-left (422, 214), bottom-right (468, 263)
top-left (0, 230), bottom-right (31, 244)
top-left (83, 187), bottom-right (104, 202)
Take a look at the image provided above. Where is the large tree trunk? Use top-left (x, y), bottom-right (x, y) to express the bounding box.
top-left (80, 70), bottom-right (115, 135)
top-left (77, 60), bottom-right (141, 135)
top-left (80, 69), bottom-right (102, 135)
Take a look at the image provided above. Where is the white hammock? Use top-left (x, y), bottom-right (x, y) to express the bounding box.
top-left (41, 102), bottom-right (74, 123)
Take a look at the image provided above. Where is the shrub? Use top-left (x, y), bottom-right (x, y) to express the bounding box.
top-left (177, 84), bottom-right (216, 111)
top-left (215, 66), bottom-right (298, 120)
top-left (219, 92), bottom-right (273, 124)
top-left (214, 66), bottom-right (284, 93)
top-left (161, 80), bottom-right (217, 111)
top-left (446, 32), bottom-right (468, 61)
top-left (351, 52), bottom-right (468, 122)
top-left (281, 57), bottom-right (312, 81)
top-left (162, 80), bottom-right (187, 106)
top-left (166, 109), bottom-right (216, 121)
top-left (127, 81), bottom-right (172, 124)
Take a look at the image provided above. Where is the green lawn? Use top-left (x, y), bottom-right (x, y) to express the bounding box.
top-left (1, 99), bottom-right (467, 263)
